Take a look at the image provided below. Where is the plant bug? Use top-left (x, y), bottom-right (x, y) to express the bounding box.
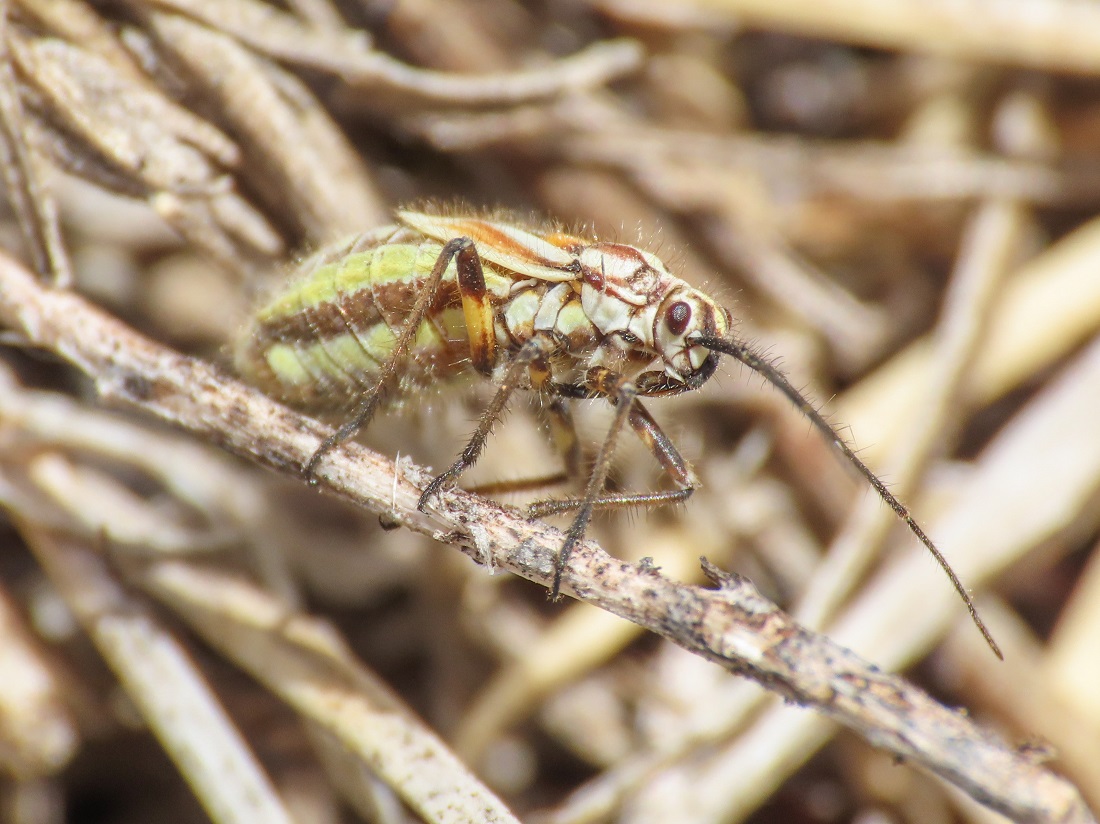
top-left (234, 209), bottom-right (1002, 659)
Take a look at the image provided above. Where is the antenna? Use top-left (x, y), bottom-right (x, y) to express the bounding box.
top-left (694, 333), bottom-right (1002, 660)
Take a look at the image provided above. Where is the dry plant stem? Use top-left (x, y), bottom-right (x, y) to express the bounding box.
top-left (22, 452), bottom-right (237, 555)
top-left (412, 95), bottom-right (1092, 204)
top-left (1, 405), bottom-right (511, 819)
top-left (340, 38), bottom-right (643, 105)
top-left (692, 0), bottom-right (1100, 75)
top-left (8, 29), bottom-right (281, 275)
top-left (151, 192), bottom-right (281, 280)
top-left (8, 33), bottom-right (241, 180)
top-left (0, 374), bottom-right (264, 529)
top-left (454, 534), bottom-right (703, 761)
top-left (943, 600), bottom-right (1100, 814)
top-left (139, 560), bottom-right (523, 824)
top-left (17, 0), bottom-right (148, 81)
top-left (0, 13), bottom-right (70, 286)
top-left (0, 579), bottom-right (76, 778)
top-left (408, 105), bottom-right (563, 152)
top-left (796, 199), bottom-right (1024, 630)
top-left (0, 371), bottom-right (297, 600)
top-left (589, 0), bottom-right (740, 30)
top-left (281, 0), bottom-right (345, 30)
top-left (142, 0), bottom-right (373, 69)
top-left (696, 209), bottom-right (888, 363)
top-left (303, 722), bottom-right (407, 824)
top-left (545, 685), bottom-right (774, 824)
top-left (839, 212), bottom-right (1100, 463)
top-left (383, 0), bottom-right (514, 72)
top-left (19, 525), bottom-right (296, 824)
top-left (0, 257), bottom-right (1090, 822)
top-left (951, 787), bottom-right (1026, 824)
top-left (146, 11), bottom-right (386, 242)
top-left (561, 127), bottom-right (1086, 205)
top-left (1045, 544), bottom-right (1100, 802)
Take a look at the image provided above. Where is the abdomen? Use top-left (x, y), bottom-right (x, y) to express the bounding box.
top-left (234, 240), bottom-right (473, 411)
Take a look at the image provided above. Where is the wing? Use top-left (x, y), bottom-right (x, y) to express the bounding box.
top-left (398, 211), bottom-right (583, 283)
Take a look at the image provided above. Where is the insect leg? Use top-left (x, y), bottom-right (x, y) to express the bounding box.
top-left (455, 239), bottom-right (497, 375)
top-left (530, 383), bottom-right (697, 519)
top-left (530, 351), bottom-right (583, 479)
top-left (544, 397), bottom-right (583, 479)
top-left (525, 374), bottom-right (695, 521)
top-left (465, 473), bottom-right (570, 497)
top-left (417, 331), bottom-right (561, 511)
top-left (551, 366), bottom-right (639, 600)
top-left (303, 237), bottom-right (475, 481)
top-left (461, 375), bottom-right (581, 498)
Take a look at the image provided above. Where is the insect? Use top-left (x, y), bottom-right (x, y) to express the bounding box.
top-left (234, 208), bottom-right (1002, 658)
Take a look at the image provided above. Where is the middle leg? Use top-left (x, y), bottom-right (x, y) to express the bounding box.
top-left (417, 332), bottom-right (562, 511)
top-left (531, 377), bottom-right (698, 519)
top-left (546, 367), bottom-right (698, 598)
top-left (462, 389), bottom-right (582, 499)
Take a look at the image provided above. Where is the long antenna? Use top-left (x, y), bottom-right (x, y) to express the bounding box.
top-left (694, 333), bottom-right (1002, 660)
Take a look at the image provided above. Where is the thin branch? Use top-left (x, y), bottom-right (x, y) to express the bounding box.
top-left (139, 558), bottom-right (524, 824)
top-left (144, 12), bottom-right (387, 242)
top-left (340, 38), bottom-right (644, 106)
top-left (141, 0), bottom-right (374, 68)
top-left (0, 575), bottom-right (76, 779)
top-left (0, 252), bottom-right (1092, 822)
top-left (138, 1), bottom-right (642, 105)
top-left (21, 526), bottom-right (296, 824)
top-left (691, 0), bottom-right (1100, 75)
top-left (0, 9), bottom-right (71, 285)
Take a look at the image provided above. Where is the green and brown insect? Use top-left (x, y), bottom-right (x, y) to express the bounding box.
top-left (234, 208), bottom-right (1001, 657)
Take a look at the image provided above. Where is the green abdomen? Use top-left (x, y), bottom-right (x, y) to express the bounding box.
top-left (234, 242), bottom-right (473, 411)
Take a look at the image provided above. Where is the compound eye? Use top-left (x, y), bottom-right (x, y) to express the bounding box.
top-left (665, 301), bottom-right (692, 337)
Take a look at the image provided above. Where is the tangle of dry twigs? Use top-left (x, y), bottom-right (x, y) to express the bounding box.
top-left (3, 2), bottom-right (1100, 824)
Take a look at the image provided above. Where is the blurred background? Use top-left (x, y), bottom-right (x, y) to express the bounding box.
top-left (1, 0), bottom-right (1099, 822)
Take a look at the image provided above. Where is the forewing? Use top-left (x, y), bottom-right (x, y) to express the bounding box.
top-left (398, 211), bottom-right (581, 282)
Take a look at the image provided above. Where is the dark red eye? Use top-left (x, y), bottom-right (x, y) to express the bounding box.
top-left (665, 301), bottom-right (692, 336)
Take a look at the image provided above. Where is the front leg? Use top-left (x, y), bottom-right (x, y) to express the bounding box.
top-left (417, 332), bottom-right (561, 511)
top-left (460, 356), bottom-right (582, 498)
top-left (550, 366), bottom-right (638, 600)
top-left (530, 379), bottom-right (698, 519)
top-left (545, 367), bottom-right (700, 598)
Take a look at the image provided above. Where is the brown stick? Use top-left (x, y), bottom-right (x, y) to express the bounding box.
top-left (0, 250), bottom-right (1092, 824)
